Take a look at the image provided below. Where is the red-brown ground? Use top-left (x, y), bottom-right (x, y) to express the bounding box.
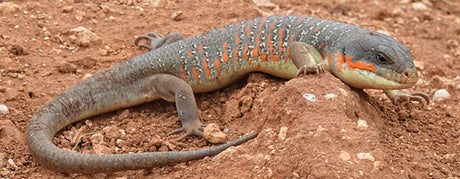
top-left (0, 0), bottom-right (459, 178)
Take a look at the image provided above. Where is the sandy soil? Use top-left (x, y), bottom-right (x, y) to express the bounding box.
top-left (0, 0), bottom-right (459, 178)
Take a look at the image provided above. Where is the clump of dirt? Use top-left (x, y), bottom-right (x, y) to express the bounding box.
top-left (0, 0), bottom-right (459, 178)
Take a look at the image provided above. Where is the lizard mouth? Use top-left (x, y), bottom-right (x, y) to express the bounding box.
top-left (354, 68), bottom-right (417, 90)
top-left (333, 67), bottom-right (417, 90)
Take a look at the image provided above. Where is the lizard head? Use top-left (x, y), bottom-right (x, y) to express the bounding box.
top-left (331, 31), bottom-right (418, 90)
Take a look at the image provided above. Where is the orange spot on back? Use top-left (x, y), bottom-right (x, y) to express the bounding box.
top-left (253, 32), bottom-right (261, 58)
top-left (318, 43), bottom-right (324, 49)
top-left (278, 28), bottom-right (284, 57)
top-left (286, 47), bottom-right (291, 63)
top-left (220, 27), bottom-right (226, 33)
top-left (223, 42), bottom-right (229, 62)
top-left (180, 73), bottom-right (187, 81)
top-left (214, 59), bottom-right (221, 69)
top-left (261, 52), bottom-right (267, 62)
top-left (217, 71), bottom-right (221, 77)
top-left (179, 67), bottom-right (184, 72)
top-left (234, 47), bottom-right (239, 61)
top-left (270, 20), bottom-right (278, 29)
top-left (192, 68), bottom-right (199, 85)
top-left (268, 34), bottom-right (278, 61)
top-left (296, 17), bottom-right (306, 23)
top-left (192, 68), bottom-right (198, 80)
top-left (199, 46), bottom-right (203, 53)
top-left (235, 33), bottom-right (240, 44)
top-left (244, 44), bottom-right (249, 60)
top-left (186, 50), bottom-right (192, 57)
top-left (259, 17), bottom-right (267, 30)
top-left (203, 58), bottom-right (210, 76)
top-left (248, 61), bottom-right (252, 65)
top-left (315, 26), bottom-right (320, 32)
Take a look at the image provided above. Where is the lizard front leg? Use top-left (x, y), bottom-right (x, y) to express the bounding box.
top-left (150, 74), bottom-right (205, 141)
top-left (384, 90), bottom-right (430, 105)
top-left (289, 42), bottom-right (325, 76)
top-left (134, 32), bottom-right (184, 51)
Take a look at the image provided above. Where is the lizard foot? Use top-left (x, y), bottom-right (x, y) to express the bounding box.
top-left (134, 33), bottom-right (165, 51)
top-left (134, 32), bottom-right (184, 51)
top-left (296, 64), bottom-right (325, 77)
top-left (167, 122), bottom-right (206, 141)
top-left (393, 91), bottom-right (430, 105)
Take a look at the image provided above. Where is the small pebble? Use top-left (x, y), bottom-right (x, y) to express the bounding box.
top-left (324, 93), bottom-right (337, 99)
top-left (90, 133), bottom-right (104, 145)
top-left (302, 93), bottom-right (316, 102)
top-left (357, 153), bottom-right (375, 161)
top-left (339, 151), bottom-right (351, 161)
top-left (373, 161), bottom-right (384, 170)
top-left (411, 2), bottom-right (428, 11)
top-left (62, 6), bottom-right (73, 13)
top-left (338, 88), bottom-right (348, 96)
top-left (171, 11), bottom-right (183, 21)
top-left (278, 127), bottom-right (288, 140)
top-left (203, 123), bottom-right (227, 144)
top-left (357, 119), bottom-right (368, 130)
top-left (0, 105), bottom-right (9, 114)
top-left (7, 158), bottom-right (18, 171)
top-left (433, 89), bottom-right (450, 102)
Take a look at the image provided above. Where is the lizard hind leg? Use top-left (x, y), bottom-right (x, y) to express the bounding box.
top-left (150, 74), bottom-right (205, 141)
top-left (134, 32), bottom-right (184, 51)
top-left (289, 42), bottom-right (325, 77)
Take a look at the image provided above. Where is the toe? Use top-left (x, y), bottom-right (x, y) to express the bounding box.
top-left (167, 128), bottom-right (185, 136)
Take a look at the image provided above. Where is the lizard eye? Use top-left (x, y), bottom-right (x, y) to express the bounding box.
top-left (376, 53), bottom-right (393, 64)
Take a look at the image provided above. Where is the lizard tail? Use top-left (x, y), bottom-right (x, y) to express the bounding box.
top-left (26, 87), bottom-right (258, 174)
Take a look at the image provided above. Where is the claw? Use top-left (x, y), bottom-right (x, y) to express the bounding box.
top-left (134, 33), bottom-right (166, 51)
top-left (411, 92), bottom-right (430, 104)
top-left (167, 128), bottom-right (185, 136)
top-left (296, 64), bottom-right (325, 77)
top-left (394, 91), bottom-right (430, 106)
top-left (167, 124), bottom-right (205, 141)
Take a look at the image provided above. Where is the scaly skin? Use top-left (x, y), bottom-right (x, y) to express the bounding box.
top-left (26, 16), bottom-right (428, 174)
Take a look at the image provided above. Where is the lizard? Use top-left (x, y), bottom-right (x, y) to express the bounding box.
top-left (26, 16), bottom-right (429, 174)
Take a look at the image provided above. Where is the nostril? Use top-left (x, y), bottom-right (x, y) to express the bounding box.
top-left (402, 71), bottom-right (410, 78)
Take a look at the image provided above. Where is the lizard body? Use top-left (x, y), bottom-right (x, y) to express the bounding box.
top-left (26, 16), bottom-right (428, 173)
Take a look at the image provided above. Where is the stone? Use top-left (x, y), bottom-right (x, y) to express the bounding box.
top-left (324, 93), bottom-right (337, 99)
top-left (357, 153), bottom-right (375, 161)
top-left (411, 2), bottom-right (428, 11)
top-left (357, 119), bottom-right (368, 130)
top-left (57, 61), bottom-right (77, 73)
top-left (203, 123), bottom-right (227, 144)
top-left (0, 104), bottom-right (8, 114)
top-left (339, 151), bottom-right (351, 161)
top-left (433, 89), bottom-right (450, 102)
top-left (68, 27), bottom-right (102, 47)
top-left (278, 126), bottom-right (288, 140)
top-left (171, 11), bottom-right (182, 21)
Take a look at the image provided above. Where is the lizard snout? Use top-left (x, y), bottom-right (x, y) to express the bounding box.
top-left (401, 68), bottom-right (418, 85)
